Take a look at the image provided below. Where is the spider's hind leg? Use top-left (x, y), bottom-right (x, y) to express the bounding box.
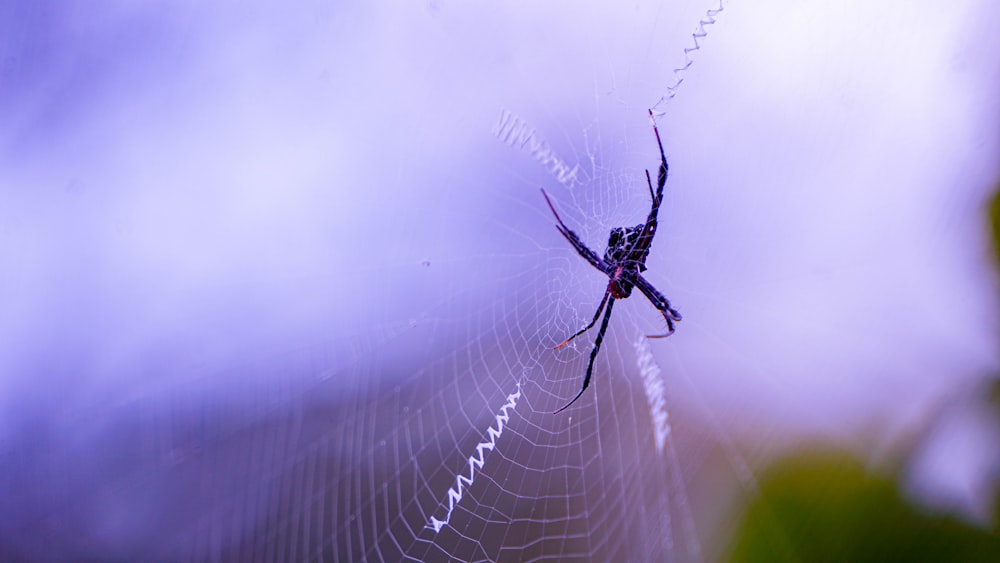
top-left (648, 109), bottom-right (668, 198)
top-left (645, 169), bottom-right (657, 204)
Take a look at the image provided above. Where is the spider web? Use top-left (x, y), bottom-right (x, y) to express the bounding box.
top-left (1, 1), bottom-right (999, 562)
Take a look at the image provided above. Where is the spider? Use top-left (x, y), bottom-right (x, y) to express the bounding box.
top-left (542, 109), bottom-right (682, 414)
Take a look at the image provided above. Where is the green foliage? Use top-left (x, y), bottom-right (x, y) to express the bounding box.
top-left (727, 451), bottom-right (1000, 562)
top-left (727, 178), bottom-right (1000, 562)
top-left (991, 187), bottom-right (1000, 267)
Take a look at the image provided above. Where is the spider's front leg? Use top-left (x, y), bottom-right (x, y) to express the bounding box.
top-left (635, 274), bottom-right (682, 339)
top-left (554, 289), bottom-right (611, 350)
top-left (553, 297), bottom-right (616, 414)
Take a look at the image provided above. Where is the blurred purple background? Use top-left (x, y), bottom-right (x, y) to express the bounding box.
top-left (1, 1), bottom-right (998, 560)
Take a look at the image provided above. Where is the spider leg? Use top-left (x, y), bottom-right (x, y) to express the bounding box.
top-left (554, 288), bottom-right (611, 350)
top-left (554, 297), bottom-right (616, 414)
top-left (635, 274), bottom-right (682, 338)
top-left (541, 189), bottom-right (612, 275)
top-left (649, 109), bottom-right (668, 204)
top-left (626, 112), bottom-right (670, 266)
top-left (645, 169), bottom-right (656, 206)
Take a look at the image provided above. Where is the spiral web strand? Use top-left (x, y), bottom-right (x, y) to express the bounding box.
top-left (652, 0), bottom-right (727, 115)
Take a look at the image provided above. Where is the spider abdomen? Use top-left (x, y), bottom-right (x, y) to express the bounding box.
top-left (603, 224), bottom-right (649, 265)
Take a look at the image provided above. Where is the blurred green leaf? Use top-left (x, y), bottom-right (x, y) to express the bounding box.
top-left (991, 186), bottom-right (1000, 267)
top-left (991, 379), bottom-right (1000, 413)
top-left (727, 451), bottom-right (1000, 562)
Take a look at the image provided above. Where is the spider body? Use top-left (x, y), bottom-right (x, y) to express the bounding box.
top-left (542, 110), bottom-right (681, 414)
top-left (604, 224), bottom-right (650, 298)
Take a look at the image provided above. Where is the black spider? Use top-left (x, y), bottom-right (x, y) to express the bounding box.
top-left (542, 110), bottom-right (682, 414)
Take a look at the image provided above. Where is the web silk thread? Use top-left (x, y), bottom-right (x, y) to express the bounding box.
top-left (493, 108), bottom-right (583, 188)
top-left (635, 334), bottom-right (670, 454)
top-left (654, 0), bottom-right (726, 113)
top-left (428, 383), bottom-right (522, 533)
